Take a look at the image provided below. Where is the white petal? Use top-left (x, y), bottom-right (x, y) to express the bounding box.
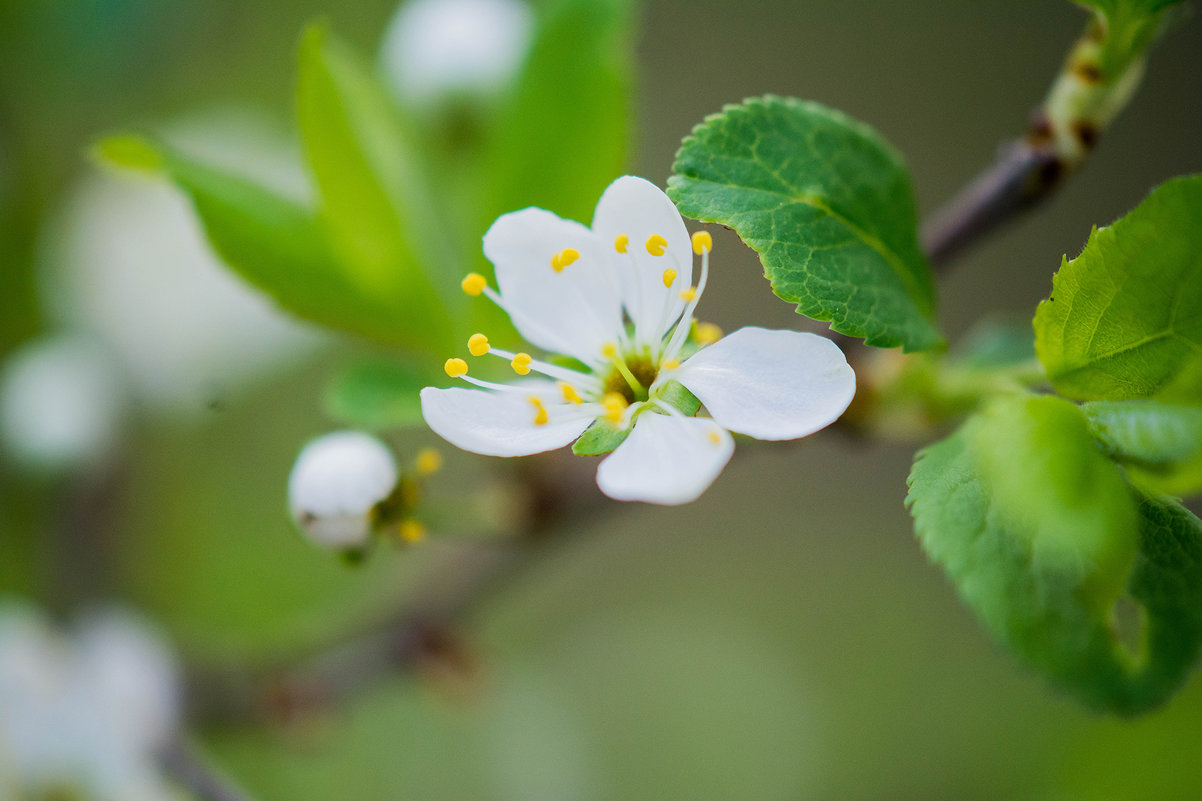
top-left (484, 208), bottom-right (623, 362)
top-left (674, 327), bottom-right (855, 440)
top-left (591, 176), bottom-right (692, 344)
top-left (287, 431), bottom-right (399, 548)
top-left (421, 386), bottom-right (591, 457)
top-left (595, 412), bottom-right (733, 505)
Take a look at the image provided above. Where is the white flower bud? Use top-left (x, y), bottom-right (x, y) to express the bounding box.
top-left (0, 335), bottom-right (125, 472)
top-left (379, 0), bottom-right (534, 107)
top-left (288, 431), bottom-right (399, 549)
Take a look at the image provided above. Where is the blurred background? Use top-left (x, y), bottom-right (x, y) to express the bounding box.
top-left (1, 1), bottom-right (1201, 799)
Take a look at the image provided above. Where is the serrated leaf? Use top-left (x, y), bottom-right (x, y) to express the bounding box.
top-left (296, 24), bottom-right (460, 346)
top-left (325, 358), bottom-right (435, 430)
top-left (572, 419), bottom-right (628, 456)
top-left (904, 394), bottom-right (1199, 714)
top-left (1084, 400), bottom-right (1202, 496)
top-left (669, 96), bottom-right (941, 352)
top-left (1034, 175), bottom-right (1202, 402)
top-left (94, 136), bottom-right (444, 351)
top-left (486, 0), bottom-right (633, 225)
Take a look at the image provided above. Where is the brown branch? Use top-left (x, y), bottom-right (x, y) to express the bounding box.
top-left (159, 737), bottom-right (257, 801)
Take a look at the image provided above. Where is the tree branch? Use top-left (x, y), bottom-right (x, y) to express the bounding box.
top-left (159, 737), bottom-right (258, 801)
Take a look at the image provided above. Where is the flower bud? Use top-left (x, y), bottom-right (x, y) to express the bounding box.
top-left (379, 0), bottom-right (533, 107)
top-left (288, 431), bottom-right (399, 549)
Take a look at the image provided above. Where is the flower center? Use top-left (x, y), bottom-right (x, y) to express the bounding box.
top-left (603, 353), bottom-right (658, 404)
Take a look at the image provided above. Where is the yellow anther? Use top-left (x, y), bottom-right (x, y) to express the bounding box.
top-left (601, 392), bottom-right (628, 424)
top-left (398, 520), bottom-right (427, 544)
top-left (528, 396), bottom-right (549, 426)
top-left (415, 448), bottom-right (443, 477)
top-left (551, 248), bottom-right (580, 273)
top-left (444, 358), bottom-right (468, 378)
top-left (467, 333), bottom-right (490, 357)
top-left (662, 268), bottom-right (677, 288)
top-left (601, 343), bottom-right (619, 359)
top-left (662, 359), bottom-right (681, 371)
top-left (691, 230), bottom-right (713, 254)
top-left (707, 428), bottom-right (722, 445)
top-left (680, 286), bottom-right (697, 302)
top-left (696, 322), bottom-right (723, 345)
top-left (614, 233), bottom-right (629, 253)
top-left (645, 233), bottom-right (668, 256)
top-left (461, 273), bottom-right (487, 296)
top-left (511, 352), bottom-right (533, 376)
top-left (560, 383), bottom-right (583, 404)
top-left (550, 252), bottom-right (563, 272)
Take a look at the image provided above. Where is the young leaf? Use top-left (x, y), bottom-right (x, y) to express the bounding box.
top-left (296, 24), bottom-right (460, 346)
top-left (905, 394), bottom-right (1202, 714)
top-left (669, 96), bottom-right (941, 353)
top-left (325, 358), bottom-right (435, 430)
top-left (1034, 175), bottom-right (1202, 402)
top-left (1084, 400), bottom-right (1202, 496)
top-left (486, 0), bottom-right (633, 226)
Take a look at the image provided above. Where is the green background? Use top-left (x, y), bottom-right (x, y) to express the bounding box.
top-left (2, 1), bottom-right (1201, 798)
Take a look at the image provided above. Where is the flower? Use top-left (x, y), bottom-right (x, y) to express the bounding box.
top-left (288, 431), bottom-right (401, 549)
top-left (420, 176), bottom-right (856, 505)
top-left (0, 602), bottom-right (181, 801)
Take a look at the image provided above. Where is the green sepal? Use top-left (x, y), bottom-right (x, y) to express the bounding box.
top-left (572, 420), bottom-right (630, 456)
top-left (653, 379), bottom-right (702, 417)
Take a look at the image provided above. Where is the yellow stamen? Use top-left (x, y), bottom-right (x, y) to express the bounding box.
top-left (614, 233), bottom-right (629, 253)
top-left (551, 247), bottom-right (580, 273)
top-left (601, 343), bottom-right (618, 359)
top-left (511, 352), bottom-right (533, 375)
top-left (691, 230), bottom-right (713, 254)
top-left (398, 520), bottom-right (427, 543)
top-left (550, 252), bottom-right (563, 272)
top-left (467, 333), bottom-right (490, 357)
top-left (601, 392), bottom-right (628, 424)
top-left (560, 383), bottom-right (583, 404)
top-left (415, 448), bottom-right (442, 477)
top-left (662, 359), bottom-right (681, 371)
top-left (461, 273), bottom-right (487, 296)
top-left (528, 396), bottom-right (549, 426)
top-left (662, 268), bottom-right (677, 288)
top-left (645, 233), bottom-right (668, 256)
top-left (707, 428), bottom-right (722, 445)
top-left (696, 322), bottom-right (723, 345)
top-left (680, 286), bottom-right (697, 302)
top-left (444, 358), bottom-right (468, 378)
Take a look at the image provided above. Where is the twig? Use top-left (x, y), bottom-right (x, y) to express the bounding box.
top-left (159, 737), bottom-right (257, 801)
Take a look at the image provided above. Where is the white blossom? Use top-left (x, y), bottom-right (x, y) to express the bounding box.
top-left (288, 431), bottom-right (400, 548)
top-left (379, 0), bottom-right (533, 106)
top-left (421, 176), bottom-right (856, 505)
top-left (0, 602), bottom-right (181, 801)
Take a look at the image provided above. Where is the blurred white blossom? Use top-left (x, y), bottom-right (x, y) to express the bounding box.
top-left (39, 108), bottom-right (325, 420)
top-left (0, 602), bottom-right (181, 801)
top-left (379, 0), bottom-right (534, 107)
top-left (288, 431), bottom-right (400, 549)
top-left (0, 334), bottom-right (125, 472)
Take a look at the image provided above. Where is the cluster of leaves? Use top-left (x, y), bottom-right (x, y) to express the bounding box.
top-left (96, 0), bottom-right (634, 430)
top-left (667, 0), bottom-right (1198, 714)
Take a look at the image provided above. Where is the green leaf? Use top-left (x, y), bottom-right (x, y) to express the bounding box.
top-left (486, 0), bottom-right (633, 225)
top-left (1034, 175), bottom-right (1202, 402)
top-left (296, 24), bottom-right (460, 347)
top-left (325, 358), bottom-right (435, 430)
top-left (1084, 400), bottom-right (1202, 496)
top-left (905, 394), bottom-right (1192, 714)
top-left (668, 96), bottom-right (941, 352)
top-left (652, 379), bottom-right (701, 417)
top-left (1072, 0), bottom-right (1185, 75)
top-left (951, 319), bottom-right (1037, 370)
top-left (95, 136), bottom-right (443, 350)
top-left (572, 419), bottom-right (629, 456)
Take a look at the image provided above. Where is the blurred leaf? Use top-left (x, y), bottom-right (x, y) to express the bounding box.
top-left (669, 96), bottom-right (941, 352)
top-left (1073, 0), bottom-right (1186, 72)
top-left (297, 24), bottom-right (460, 348)
top-left (1034, 176), bottom-right (1202, 402)
top-left (906, 394), bottom-right (1202, 714)
top-left (325, 358), bottom-right (435, 430)
top-left (1084, 400), bottom-right (1202, 496)
top-left (951, 319), bottom-right (1037, 370)
top-left (95, 136), bottom-right (442, 350)
top-left (486, 0), bottom-right (633, 225)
